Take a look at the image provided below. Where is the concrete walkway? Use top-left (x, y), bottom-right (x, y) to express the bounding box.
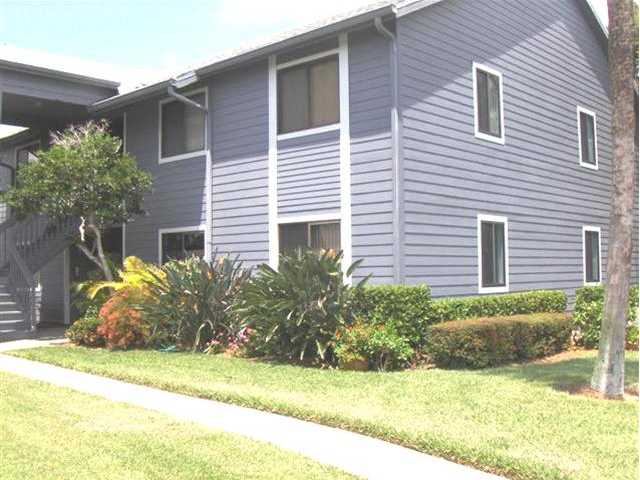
top-left (0, 354), bottom-right (504, 480)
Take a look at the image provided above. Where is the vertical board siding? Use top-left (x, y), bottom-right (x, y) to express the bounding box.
top-left (124, 97), bottom-right (207, 263)
top-left (277, 130), bottom-right (341, 217)
top-left (211, 63), bottom-right (270, 267)
top-left (349, 28), bottom-right (394, 283)
top-left (397, 0), bottom-right (637, 302)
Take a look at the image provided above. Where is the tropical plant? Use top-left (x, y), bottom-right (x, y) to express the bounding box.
top-left (236, 249), bottom-right (366, 364)
top-left (97, 291), bottom-right (150, 350)
top-left (71, 254), bottom-right (121, 317)
top-left (65, 306), bottom-right (104, 347)
top-left (87, 256), bottom-right (165, 301)
top-left (0, 120), bottom-right (152, 281)
top-left (140, 253), bottom-right (251, 351)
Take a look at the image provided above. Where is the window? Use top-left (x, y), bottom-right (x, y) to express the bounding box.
top-left (279, 221), bottom-right (340, 255)
top-left (160, 229), bottom-right (205, 264)
top-left (473, 63), bottom-right (504, 143)
top-left (577, 107), bottom-right (598, 169)
top-left (583, 226), bottom-right (601, 285)
top-left (478, 215), bottom-right (509, 293)
top-left (278, 55), bottom-right (339, 135)
top-left (160, 91), bottom-right (206, 161)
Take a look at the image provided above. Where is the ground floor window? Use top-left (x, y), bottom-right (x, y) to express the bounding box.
top-left (478, 214), bottom-right (508, 293)
top-left (279, 220), bottom-right (340, 255)
top-left (160, 228), bottom-right (205, 264)
top-left (583, 226), bottom-right (601, 285)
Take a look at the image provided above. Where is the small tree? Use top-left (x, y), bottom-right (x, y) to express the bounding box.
top-left (2, 120), bottom-right (152, 282)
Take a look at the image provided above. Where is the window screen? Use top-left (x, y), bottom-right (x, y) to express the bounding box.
top-left (161, 230), bottom-right (204, 264)
top-left (584, 230), bottom-right (600, 283)
top-left (161, 92), bottom-right (205, 158)
top-left (480, 221), bottom-right (506, 288)
top-left (476, 68), bottom-right (502, 138)
top-left (278, 56), bottom-right (339, 134)
top-left (279, 221), bottom-right (341, 255)
top-left (579, 111), bottom-right (597, 166)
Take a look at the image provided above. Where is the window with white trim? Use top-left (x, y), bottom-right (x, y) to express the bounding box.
top-left (160, 92), bottom-right (206, 160)
top-left (160, 229), bottom-right (205, 264)
top-left (478, 215), bottom-right (508, 292)
top-left (473, 63), bottom-right (504, 143)
top-left (583, 226), bottom-right (601, 285)
top-left (577, 107), bottom-right (598, 169)
top-left (278, 55), bottom-right (339, 135)
top-left (279, 221), bottom-right (340, 255)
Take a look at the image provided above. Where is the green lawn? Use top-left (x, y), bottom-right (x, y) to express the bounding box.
top-left (0, 371), bottom-right (355, 480)
top-left (10, 347), bottom-right (638, 480)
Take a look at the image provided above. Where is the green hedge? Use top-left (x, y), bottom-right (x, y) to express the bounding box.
top-left (351, 285), bottom-right (432, 348)
top-left (428, 290), bottom-right (567, 324)
top-left (424, 312), bottom-right (572, 369)
top-left (573, 285), bottom-right (639, 349)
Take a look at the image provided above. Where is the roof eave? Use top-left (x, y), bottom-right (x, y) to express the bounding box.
top-left (0, 59), bottom-right (120, 90)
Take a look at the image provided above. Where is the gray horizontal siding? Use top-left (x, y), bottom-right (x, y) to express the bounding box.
top-left (124, 97), bottom-right (207, 263)
top-left (397, 0), bottom-right (632, 303)
top-left (277, 130), bottom-right (341, 217)
top-left (211, 62), bottom-right (269, 267)
top-left (349, 28), bottom-right (394, 283)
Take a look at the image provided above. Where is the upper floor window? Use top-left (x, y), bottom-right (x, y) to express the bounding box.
top-left (279, 220), bottom-right (340, 255)
top-left (160, 228), bottom-right (205, 264)
top-left (278, 55), bottom-right (339, 135)
top-left (473, 63), bottom-right (504, 144)
top-left (577, 106), bottom-right (598, 170)
top-left (583, 226), bottom-right (601, 285)
top-left (478, 214), bottom-right (509, 293)
top-left (160, 90), bottom-right (206, 162)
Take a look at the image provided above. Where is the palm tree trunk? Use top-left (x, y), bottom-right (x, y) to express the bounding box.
top-left (591, 0), bottom-right (637, 398)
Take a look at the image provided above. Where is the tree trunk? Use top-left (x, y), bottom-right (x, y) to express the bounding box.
top-left (76, 215), bottom-right (114, 282)
top-left (591, 0), bottom-right (637, 398)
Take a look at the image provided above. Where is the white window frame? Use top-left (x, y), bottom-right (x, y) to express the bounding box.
top-left (158, 225), bottom-right (206, 264)
top-left (472, 62), bottom-right (505, 145)
top-left (277, 212), bottom-right (341, 254)
top-left (158, 86), bottom-right (208, 164)
top-left (477, 214), bottom-right (509, 294)
top-left (582, 225), bottom-right (602, 286)
top-left (275, 48), bottom-right (341, 141)
top-left (576, 106), bottom-right (599, 170)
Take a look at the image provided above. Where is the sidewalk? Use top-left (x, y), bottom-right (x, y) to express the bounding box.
top-left (0, 353), bottom-right (505, 480)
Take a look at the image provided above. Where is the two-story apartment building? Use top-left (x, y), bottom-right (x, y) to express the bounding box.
top-left (0, 0), bottom-right (637, 335)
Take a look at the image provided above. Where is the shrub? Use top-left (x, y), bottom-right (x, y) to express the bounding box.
top-left (351, 285), bottom-right (431, 348)
top-left (429, 290), bottom-right (567, 324)
top-left (335, 322), bottom-right (414, 371)
top-left (236, 249), bottom-right (366, 364)
top-left (425, 312), bottom-right (572, 369)
top-left (65, 306), bottom-right (104, 347)
top-left (97, 292), bottom-right (150, 350)
top-left (140, 254), bottom-right (251, 351)
top-left (573, 285), bottom-right (639, 349)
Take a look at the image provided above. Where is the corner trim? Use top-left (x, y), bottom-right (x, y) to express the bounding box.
top-left (338, 33), bottom-right (352, 282)
top-left (268, 55), bottom-right (279, 268)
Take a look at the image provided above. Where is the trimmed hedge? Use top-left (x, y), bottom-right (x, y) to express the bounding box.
top-left (429, 290), bottom-right (567, 324)
top-left (351, 284), bottom-right (432, 348)
top-left (425, 312), bottom-right (572, 369)
top-left (573, 285), bottom-right (639, 349)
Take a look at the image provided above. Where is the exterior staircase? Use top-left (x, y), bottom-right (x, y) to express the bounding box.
top-left (0, 215), bottom-right (79, 340)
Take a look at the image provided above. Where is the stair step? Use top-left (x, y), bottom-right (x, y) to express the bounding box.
top-left (0, 312), bottom-right (26, 321)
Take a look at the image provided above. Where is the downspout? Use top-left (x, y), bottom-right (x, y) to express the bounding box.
top-left (374, 16), bottom-right (404, 284)
top-left (167, 84), bottom-right (208, 112)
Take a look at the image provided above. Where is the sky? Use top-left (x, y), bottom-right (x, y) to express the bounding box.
top-left (0, 0), bottom-right (609, 136)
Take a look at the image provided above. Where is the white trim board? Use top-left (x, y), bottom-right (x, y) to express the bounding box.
top-left (157, 225), bottom-right (206, 265)
top-left (268, 54), bottom-right (279, 269)
top-left (158, 86), bottom-right (208, 164)
top-left (472, 62), bottom-right (505, 145)
top-left (477, 214), bottom-right (509, 294)
top-left (582, 225), bottom-right (602, 286)
top-left (277, 123), bottom-right (340, 141)
top-left (338, 33), bottom-right (352, 282)
top-left (277, 212), bottom-right (341, 224)
top-left (276, 48), bottom-right (340, 71)
top-left (576, 105), bottom-right (599, 171)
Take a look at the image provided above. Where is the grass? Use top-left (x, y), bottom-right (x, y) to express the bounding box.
top-left (10, 347), bottom-right (638, 480)
top-left (0, 371), bottom-right (355, 480)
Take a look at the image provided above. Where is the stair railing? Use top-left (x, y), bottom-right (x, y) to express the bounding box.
top-left (6, 234), bottom-right (39, 332)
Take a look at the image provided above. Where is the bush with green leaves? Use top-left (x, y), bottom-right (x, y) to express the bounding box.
top-left (428, 290), bottom-right (567, 324)
top-left (236, 249), bottom-right (366, 364)
top-left (573, 285), bottom-right (639, 349)
top-left (425, 312), bottom-right (572, 369)
top-left (65, 306), bottom-right (104, 347)
top-left (350, 285), bottom-right (431, 349)
top-left (140, 254), bottom-right (251, 351)
top-left (335, 321), bottom-right (414, 371)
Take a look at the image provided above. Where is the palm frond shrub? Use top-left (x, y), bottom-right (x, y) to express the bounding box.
top-left (140, 254), bottom-right (251, 351)
top-left (236, 249), bottom-right (366, 364)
